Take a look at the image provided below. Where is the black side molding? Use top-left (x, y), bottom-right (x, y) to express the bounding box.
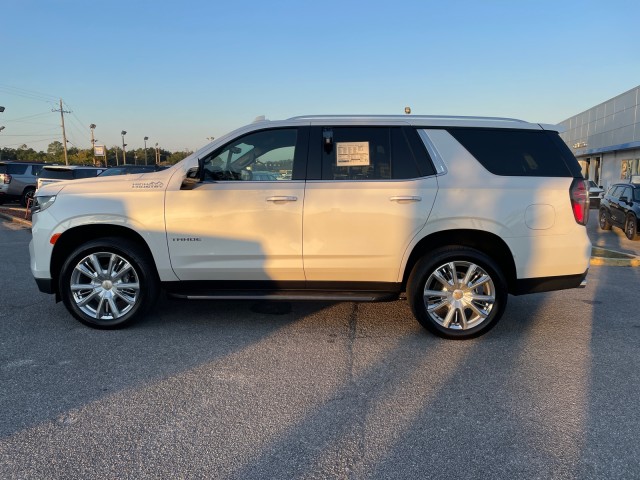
top-left (511, 270), bottom-right (588, 296)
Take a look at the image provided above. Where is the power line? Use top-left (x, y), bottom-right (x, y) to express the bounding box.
top-left (2, 111), bottom-right (52, 122)
top-left (0, 84), bottom-right (58, 103)
top-left (1, 133), bottom-right (62, 137)
top-left (0, 138), bottom-right (60, 148)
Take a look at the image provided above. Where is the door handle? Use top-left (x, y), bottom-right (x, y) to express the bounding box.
top-left (389, 196), bottom-right (422, 202)
top-left (266, 196), bottom-right (298, 202)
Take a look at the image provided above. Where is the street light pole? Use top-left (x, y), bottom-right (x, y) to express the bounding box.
top-left (144, 136), bottom-right (149, 165)
top-left (0, 106), bottom-right (4, 162)
top-left (121, 130), bottom-right (127, 165)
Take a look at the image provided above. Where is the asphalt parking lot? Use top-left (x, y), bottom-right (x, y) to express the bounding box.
top-left (2, 217), bottom-right (640, 479)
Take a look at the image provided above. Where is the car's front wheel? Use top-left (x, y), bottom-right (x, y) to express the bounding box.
top-left (625, 214), bottom-right (639, 241)
top-left (21, 187), bottom-right (35, 207)
top-left (59, 237), bottom-right (159, 328)
top-left (599, 208), bottom-right (612, 230)
top-left (407, 247), bottom-right (507, 340)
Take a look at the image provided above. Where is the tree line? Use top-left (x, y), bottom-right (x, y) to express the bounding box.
top-left (0, 141), bottom-right (193, 166)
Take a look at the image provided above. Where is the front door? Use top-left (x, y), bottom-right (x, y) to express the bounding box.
top-left (165, 127), bottom-right (308, 282)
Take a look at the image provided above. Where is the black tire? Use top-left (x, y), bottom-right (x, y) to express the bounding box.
top-left (407, 246), bottom-right (508, 340)
top-left (599, 208), bottom-right (612, 230)
top-left (625, 214), bottom-right (639, 241)
top-left (59, 237), bottom-right (159, 329)
top-left (21, 187), bottom-right (36, 207)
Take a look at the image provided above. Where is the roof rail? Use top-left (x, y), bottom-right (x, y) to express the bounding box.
top-left (287, 114), bottom-right (528, 123)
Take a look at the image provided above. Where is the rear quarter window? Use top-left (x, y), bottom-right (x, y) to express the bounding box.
top-left (447, 128), bottom-right (577, 177)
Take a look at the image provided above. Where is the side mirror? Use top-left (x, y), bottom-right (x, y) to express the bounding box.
top-left (181, 158), bottom-right (204, 190)
top-left (620, 196), bottom-right (629, 204)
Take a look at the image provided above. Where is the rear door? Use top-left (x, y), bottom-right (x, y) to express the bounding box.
top-left (302, 125), bottom-right (438, 283)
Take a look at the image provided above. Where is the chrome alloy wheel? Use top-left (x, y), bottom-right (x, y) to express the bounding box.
top-left (423, 261), bottom-right (496, 330)
top-left (70, 252), bottom-right (140, 320)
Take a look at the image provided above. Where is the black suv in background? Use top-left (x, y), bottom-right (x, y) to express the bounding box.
top-left (599, 182), bottom-right (640, 240)
top-left (99, 164), bottom-right (167, 176)
top-left (0, 161), bottom-right (45, 206)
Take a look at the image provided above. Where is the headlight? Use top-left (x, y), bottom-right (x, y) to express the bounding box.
top-left (32, 195), bottom-right (56, 214)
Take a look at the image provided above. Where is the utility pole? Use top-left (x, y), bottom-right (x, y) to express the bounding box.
top-left (52, 99), bottom-right (71, 165)
top-left (121, 131), bottom-right (127, 165)
top-left (90, 124), bottom-right (97, 166)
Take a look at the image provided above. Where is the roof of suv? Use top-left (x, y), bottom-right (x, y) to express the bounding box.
top-left (284, 115), bottom-right (560, 131)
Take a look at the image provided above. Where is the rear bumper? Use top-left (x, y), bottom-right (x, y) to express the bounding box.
top-left (512, 269), bottom-right (588, 295)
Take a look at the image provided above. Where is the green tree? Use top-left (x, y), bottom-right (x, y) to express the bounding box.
top-left (47, 141), bottom-right (64, 163)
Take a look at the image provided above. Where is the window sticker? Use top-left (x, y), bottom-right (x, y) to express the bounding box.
top-left (336, 142), bottom-right (370, 166)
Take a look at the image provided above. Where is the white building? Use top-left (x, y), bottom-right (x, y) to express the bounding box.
top-left (559, 85), bottom-right (640, 190)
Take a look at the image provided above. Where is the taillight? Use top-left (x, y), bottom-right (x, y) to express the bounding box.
top-left (570, 178), bottom-right (589, 225)
top-left (1, 173), bottom-right (11, 184)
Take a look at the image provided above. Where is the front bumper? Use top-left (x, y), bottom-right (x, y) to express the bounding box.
top-left (34, 277), bottom-right (54, 294)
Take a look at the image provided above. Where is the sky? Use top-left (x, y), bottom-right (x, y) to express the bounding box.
top-left (1, 0), bottom-right (639, 152)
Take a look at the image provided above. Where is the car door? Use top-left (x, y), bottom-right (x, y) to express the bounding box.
top-left (165, 127), bottom-right (308, 282)
top-left (610, 186), bottom-right (630, 226)
top-left (302, 125), bottom-right (438, 284)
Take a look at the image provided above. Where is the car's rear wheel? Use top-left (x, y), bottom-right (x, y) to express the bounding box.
top-left (599, 208), bottom-right (612, 230)
top-left (407, 247), bottom-right (507, 339)
top-left (59, 237), bottom-right (159, 328)
top-left (625, 214), bottom-right (639, 240)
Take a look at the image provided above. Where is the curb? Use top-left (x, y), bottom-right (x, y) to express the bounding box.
top-left (0, 211), bottom-right (32, 228)
top-left (590, 256), bottom-right (640, 267)
top-left (590, 246), bottom-right (640, 267)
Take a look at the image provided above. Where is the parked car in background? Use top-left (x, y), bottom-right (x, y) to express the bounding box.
top-left (37, 165), bottom-right (106, 190)
top-left (599, 182), bottom-right (640, 240)
top-left (249, 170), bottom-right (279, 181)
top-left (0, 161), bottom-right (45, 206)
top-left (587, 180), bottom-right (604, 208)
top-left (99, 164), bottom-right (167, 177)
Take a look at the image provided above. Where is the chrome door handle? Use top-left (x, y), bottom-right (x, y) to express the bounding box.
top-left (389, 196), bottom-right (422, 202)
top-left (266, 196), bottom-right (298, 202)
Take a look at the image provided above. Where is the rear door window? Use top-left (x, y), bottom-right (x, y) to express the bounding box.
top-left (319, 127), bottom-right (434, 181)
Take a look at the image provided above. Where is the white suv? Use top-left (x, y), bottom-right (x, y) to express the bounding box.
top-left (29, 115), bottom-right (591, 339)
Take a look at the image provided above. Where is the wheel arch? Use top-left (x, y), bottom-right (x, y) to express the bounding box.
top-left (50, 224), bottom-right (159, 296)
top-left (402, 229), bottom-right (517, 294)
